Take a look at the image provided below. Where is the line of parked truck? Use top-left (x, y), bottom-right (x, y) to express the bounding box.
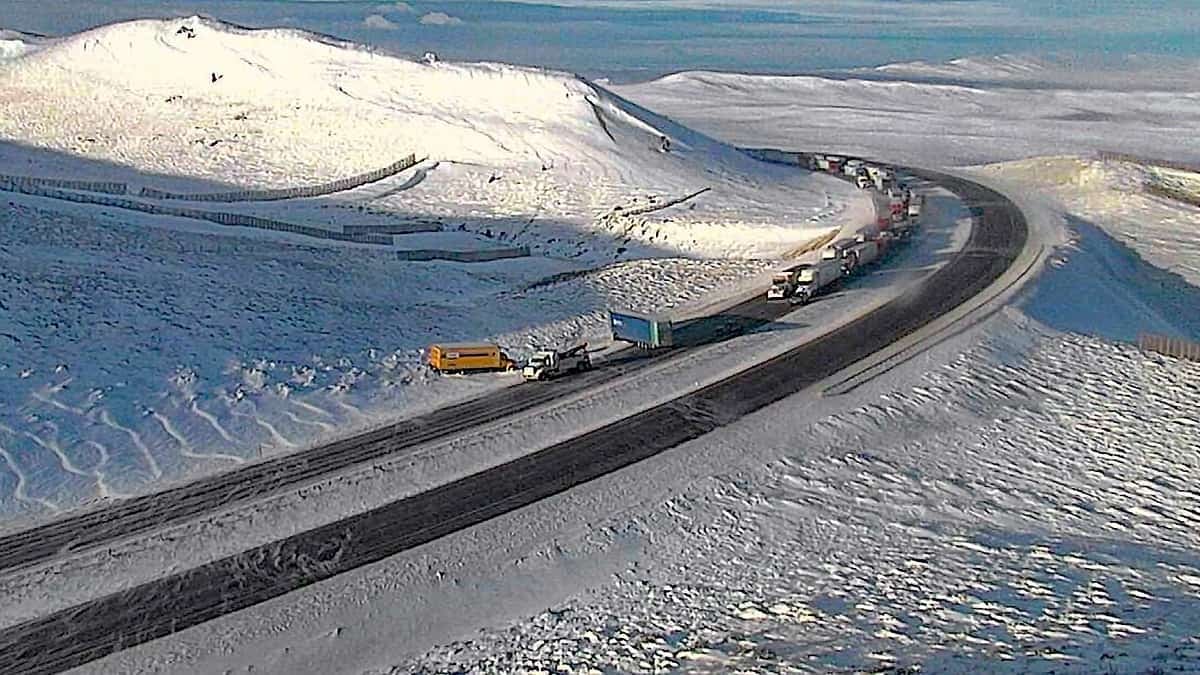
top-left (425, 154), bottom-right (923, 379)
top-left (764, 155), bottom-right (923, 305)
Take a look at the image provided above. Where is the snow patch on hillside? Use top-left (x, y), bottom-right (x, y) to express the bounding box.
top-left (980, 156), bottom-right (1200, 288)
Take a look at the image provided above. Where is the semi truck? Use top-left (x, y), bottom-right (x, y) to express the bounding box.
top-left (792, 259), bottom-right (844, 304)
top-left (907, 194), bottom-right (925, 218)
top-left (426, 342), bottom-right (515, 373)
top-left (766, 270), bottom-right (800, 302)
top-left (522, 342), bottom-right (591, 381)
top-left (823, 238), bottom-right (860, 273)
top-left (849, 238), bottom-right (881, 269)
top-left (610, 309), bottom-right (673, 348)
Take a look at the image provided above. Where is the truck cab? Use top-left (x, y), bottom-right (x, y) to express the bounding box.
top-left (766, 271), bottom-right (799, 302)
top-left (522, 343), bottom-right (591, 381)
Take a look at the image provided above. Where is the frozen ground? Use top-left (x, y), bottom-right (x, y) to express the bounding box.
top-left (0, 16), bottom-right (866, 525)
top-left (612, 57), bottom-right (1200, 167)
top-left (981, 156), bottom-right (1200, 289)
top-left (5, 23), bottom-right (1200, 675)
top-left (65, 166), bottom-right (971, 675)
top-left (353, 66), bottom-right (1200, 675)
top-left (395, 314), bottom-right (1200, 675)
top-left (72, 154), bottom-right (1200, 675)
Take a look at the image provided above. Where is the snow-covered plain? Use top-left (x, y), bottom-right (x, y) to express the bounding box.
top-left (4, 22), bottom-right (1200, 675)
top-left (362, 62), bottom-right (1200, 674)
top-left (614, 58), bottom-right (1200, 167)
top-left (0, 16), bottom-right (867, 525)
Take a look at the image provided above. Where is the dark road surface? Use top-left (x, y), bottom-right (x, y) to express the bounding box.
top-left (0, 166), bottom-right (1027, 675)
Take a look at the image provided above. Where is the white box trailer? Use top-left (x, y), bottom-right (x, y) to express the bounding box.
top-left (849, 239), bottom-right (881, 269)
top-left (793, 258), bottom-right (844, 303)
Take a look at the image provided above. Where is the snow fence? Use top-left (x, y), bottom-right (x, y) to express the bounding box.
top-left (0, 180), bottom-right (393, 246)
top-left (1097, 151), bottom-right (1200, 174)
top-left (1139, 334), bottom-right (1200, 362)
top-left (0, 175), bottom-right (127, 195)
top-left (137, 154), bottom-right (420, 202)
top-left (395, 247), bottom-right (530, 262)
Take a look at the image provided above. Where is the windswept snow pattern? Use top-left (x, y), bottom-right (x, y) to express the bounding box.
top-left (394, 318), bottom-right (1200, 675)
top-left (982, 157), bottom-right (1200, 289)
top-left (0, 17), bottom-right (863, 523)
top-left (0, 203), bottom-right (777, 521)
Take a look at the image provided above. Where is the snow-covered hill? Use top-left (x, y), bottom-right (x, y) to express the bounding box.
top-left (0, 28), bottom-right (49, 60)
top-left (0, 17), bottom-right (865, 525)
top-left (0, 16), bottom-right (852, 259)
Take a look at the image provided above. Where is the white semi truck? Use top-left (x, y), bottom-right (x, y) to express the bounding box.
top-left (522, 342), bottom-right (591, 381)
top-left (822, 238), bottom-right (860, 273)
top-left (792, 258), bottom-right (844, 304)
top-left (766, 270), bottom-right (800, 302)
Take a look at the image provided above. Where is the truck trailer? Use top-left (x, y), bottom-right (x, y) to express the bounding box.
top-left (426, 342), bottom-right (515, 373)
top-left (822, 238), bottom-right (860, 273)
top-left (849, 239), bottom-right (881, 269)
top-left (793, 259), bottom-right (844, 304)
top-left (610, 309), bottom-right (673, 348)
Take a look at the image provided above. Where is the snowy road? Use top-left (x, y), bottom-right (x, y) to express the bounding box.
top-left (0, 254), bottom-right (849, 577)
top-left (0, 167), bottom-right (1027, 675)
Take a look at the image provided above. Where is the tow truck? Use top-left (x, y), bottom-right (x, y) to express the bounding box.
top-left (521, 342), bottom-right (592, 381)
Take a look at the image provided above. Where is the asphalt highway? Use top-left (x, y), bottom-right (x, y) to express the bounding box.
top-left (0, 166), bottom-right (1027, 674)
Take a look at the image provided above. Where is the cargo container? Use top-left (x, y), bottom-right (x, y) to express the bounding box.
top-left (849, 239), bottom-right (881, 269)
top-left (426, 342), bottom-right (515, 373)
top-left (610, 309), bottom-right (673, 348)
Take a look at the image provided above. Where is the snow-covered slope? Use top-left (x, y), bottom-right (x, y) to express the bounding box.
top-left (0, 16), bottom-right (852, 259)
top-left (0, 28), bottom-right (50, 61)
top-left (868, 54), bottom-right (1200, 91)
top-left (614, 67), bottom-right (1200, 166)
top-left (0, 17), bottom-right (865, 526)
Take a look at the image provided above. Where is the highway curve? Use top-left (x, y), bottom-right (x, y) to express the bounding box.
top-left (0, 166), bottom-right (1027, 675)
top-left (0, 282), bottom-right (781, 575)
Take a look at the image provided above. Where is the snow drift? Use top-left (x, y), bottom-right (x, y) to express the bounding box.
top-left (0, 16), bottom-right (863, 525)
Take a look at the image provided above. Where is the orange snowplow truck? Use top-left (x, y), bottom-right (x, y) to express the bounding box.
top-left (425, 342), bottom-right (515, 373)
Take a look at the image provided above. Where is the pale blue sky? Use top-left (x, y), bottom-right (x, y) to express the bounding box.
top-left (1, 0), bottom-right (1195, 82)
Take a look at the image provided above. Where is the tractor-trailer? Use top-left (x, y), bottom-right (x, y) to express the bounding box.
top-left (610, 309), bottom-right (674, 348)
top-left (793, 259), bottom-right (844, 303)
